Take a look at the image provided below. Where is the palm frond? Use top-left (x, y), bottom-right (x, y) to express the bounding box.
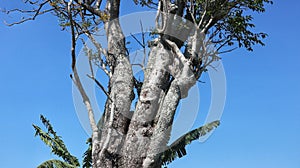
top-left (33, 115), bottom-right (80, 167)
top-left (82, 138), bottom-right (92, 168)
top-left (161, 120), bottom-right (220, 166)
top-left (37, 159), bottom-right (77, 168)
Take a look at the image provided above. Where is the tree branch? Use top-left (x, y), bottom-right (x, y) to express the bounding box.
top-left (68, 0), bottom-right (98, 133)
top-left (3, 0), bottom-right (53, 26)
top-left (87, 74), bottom-right (113, 102)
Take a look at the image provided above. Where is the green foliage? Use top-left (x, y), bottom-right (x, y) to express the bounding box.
top-left (196, 0), bottom-right (273, 51)
top-left (135, 0), bottom-right (272, 51)
top-left (240, 0), bottom-right (273, 12)
top-left (34, 115), bottom-right (93, 168)
top-left (33, 116), bottom-right (219, 167)
top-left (57, 13), bottom-right (71, 30)
top-left (82, 138), bottom-right (92, 168)
top-left (161, 120), bottom-right (220, 166)
top-left (133, 0), bottom-right (154, 6)
top-left (33, 115), bottom-right (80, 168)
top-left (37, 159), bottom-right (78, 168)
top-left (218, 9), bottom-right (268, 51)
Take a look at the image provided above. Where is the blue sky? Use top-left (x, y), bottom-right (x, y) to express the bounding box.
top-left (0, 1), bottom-right (300, 168)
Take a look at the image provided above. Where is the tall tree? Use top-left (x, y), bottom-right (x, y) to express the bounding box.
top-left (4, 0), bottom-right (272, 167)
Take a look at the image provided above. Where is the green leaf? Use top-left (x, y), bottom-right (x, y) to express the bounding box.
top-left (82, 138), bottom-right (92, 168)
top-left (37, 159), bottom-right (77, 168)
top-left (33, 115), bottom-right (80, 167)
top-left (161, 120), bottom-right (220, 166)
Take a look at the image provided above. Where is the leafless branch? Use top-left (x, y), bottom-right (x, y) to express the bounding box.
top-left (4, 0), bottom-right (53, 26)
top-left (155, 0), bottom-right (168, 34)
top-left (201, 17), bottom-right (214, 34)
top-left (216, 38), bottom-right (232, 51)
top-left (24, 0), bottom-right (39, 5)
top-left (130, 33), bottom-right (145, 48)
top-left (197, 10), bottom-right (206, 28)
top-left (68, 0), bottom-right (98, 133)
top-left (86, 74), bottom-right (113, 102)
top-left (73, 0), bottom-right (102, 16)
top-left (131, 63), bottom-right (144, 69)
top-left (165, 39), bottom-right (190, 65)
top-left (78, 2), bottom-right (109, 76)
top-left (83, 32), bottom-right (111, 77)
top-left (218, 47), bottom-right (237, 54)
top-left (95, 0), bottom-right (103, 9)
top-left (88, 58), bottom-right (95, 78)
top-left (140, 20), bottom-right (147, 67)
top-left (196, 0), bottom-right (209, 28)
top-left (4, 8), bottom-right (38, 14)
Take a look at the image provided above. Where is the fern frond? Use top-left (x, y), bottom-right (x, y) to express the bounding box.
top-left (33, 115), bottom-right (80, 167)
top-left (82, 138), bottom-right (92, 168)
top-left (37, 159), bottom-right (77, 168)
top-left (40, 115), bottom-right (56, 136)
top-left (161, 120), bottom-right (220, 166)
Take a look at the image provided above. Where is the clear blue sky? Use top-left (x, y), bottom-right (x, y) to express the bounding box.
top-left (0, 1), bottom-right (299, 168)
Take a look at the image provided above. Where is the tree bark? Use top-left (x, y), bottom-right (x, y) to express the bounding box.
top-left (94, 1), bottom-right (197, 167)
top-left (93, 0), bottom-right (134, 167)
top-left (119, 40), bottom-right (172, 168)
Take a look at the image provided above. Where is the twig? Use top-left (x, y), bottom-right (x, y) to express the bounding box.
top-left (140, 20), bottom-right (147, 67)
top-left (84, 31), bottom-right (112, 77)
top-left (95, 0), bottom-right (103, 9)
top-left (4, 0), bottom-right (53, 26)
top-left (73, 0), bottom-right (102, 16)
top-left (201, 17), bottom-right (214, 34)
top-left (130, 33), bottom-right (145, 48)
top-left (24, 0), bottom-right (39, 5)
top-left (131, 63), bottom-right (144, 69)
top-left (198, 10), bottom-right (207, 28)
top-left (86, 74), bottom-right (113, 102)
top-left (218, 47), bottom-right (237, 54)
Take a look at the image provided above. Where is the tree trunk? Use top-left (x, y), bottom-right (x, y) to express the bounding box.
top-left (92, 1), bottom-right (197, 167)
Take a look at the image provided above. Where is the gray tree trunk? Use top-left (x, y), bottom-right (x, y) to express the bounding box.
top-left (91, 1), bottom-right (198, 167)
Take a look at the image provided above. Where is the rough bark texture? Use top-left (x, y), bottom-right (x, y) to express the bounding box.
top-left (93, 1), bottom-right (200, 168)
top-left (94, 0), bottom-right (134, 167)
top-left (120, 41), bottom-right (172, 167)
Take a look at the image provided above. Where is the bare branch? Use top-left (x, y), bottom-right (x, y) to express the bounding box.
top-left (4, 0), bottom-right (53, 26)
top-left (131, 63), bottom-right (144, 69)
top-left (73, 0), bottom-right (102, 16)
top-left (5, 8), bottom-right (38, 14)
top-left (82, 32), bottom-right (111, 77)
top-left (95, 0), bottom-right (103, 9)
top-left (197, 10), bottom-right (206, 28)
top-left (218, 47), bottom-right (237, 54)
top-left (87, 74), bottom-right (113, 102)
top-left (155, 0), bottom-right (168, 34)
top-left (140, 20), bottom-right (147, 67)
top-left (130, 33), bottom-right (145, 48)
top-left (24, 0), bottom-right (39, 5)
top-left (216, 38), bottom-right (233, 51)
top-left (201, 17), bottom-right (214, 34)
top-left (165, 39), bottom-right (190, 65)
top-left (68, 0), bottom-right (98, 133)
